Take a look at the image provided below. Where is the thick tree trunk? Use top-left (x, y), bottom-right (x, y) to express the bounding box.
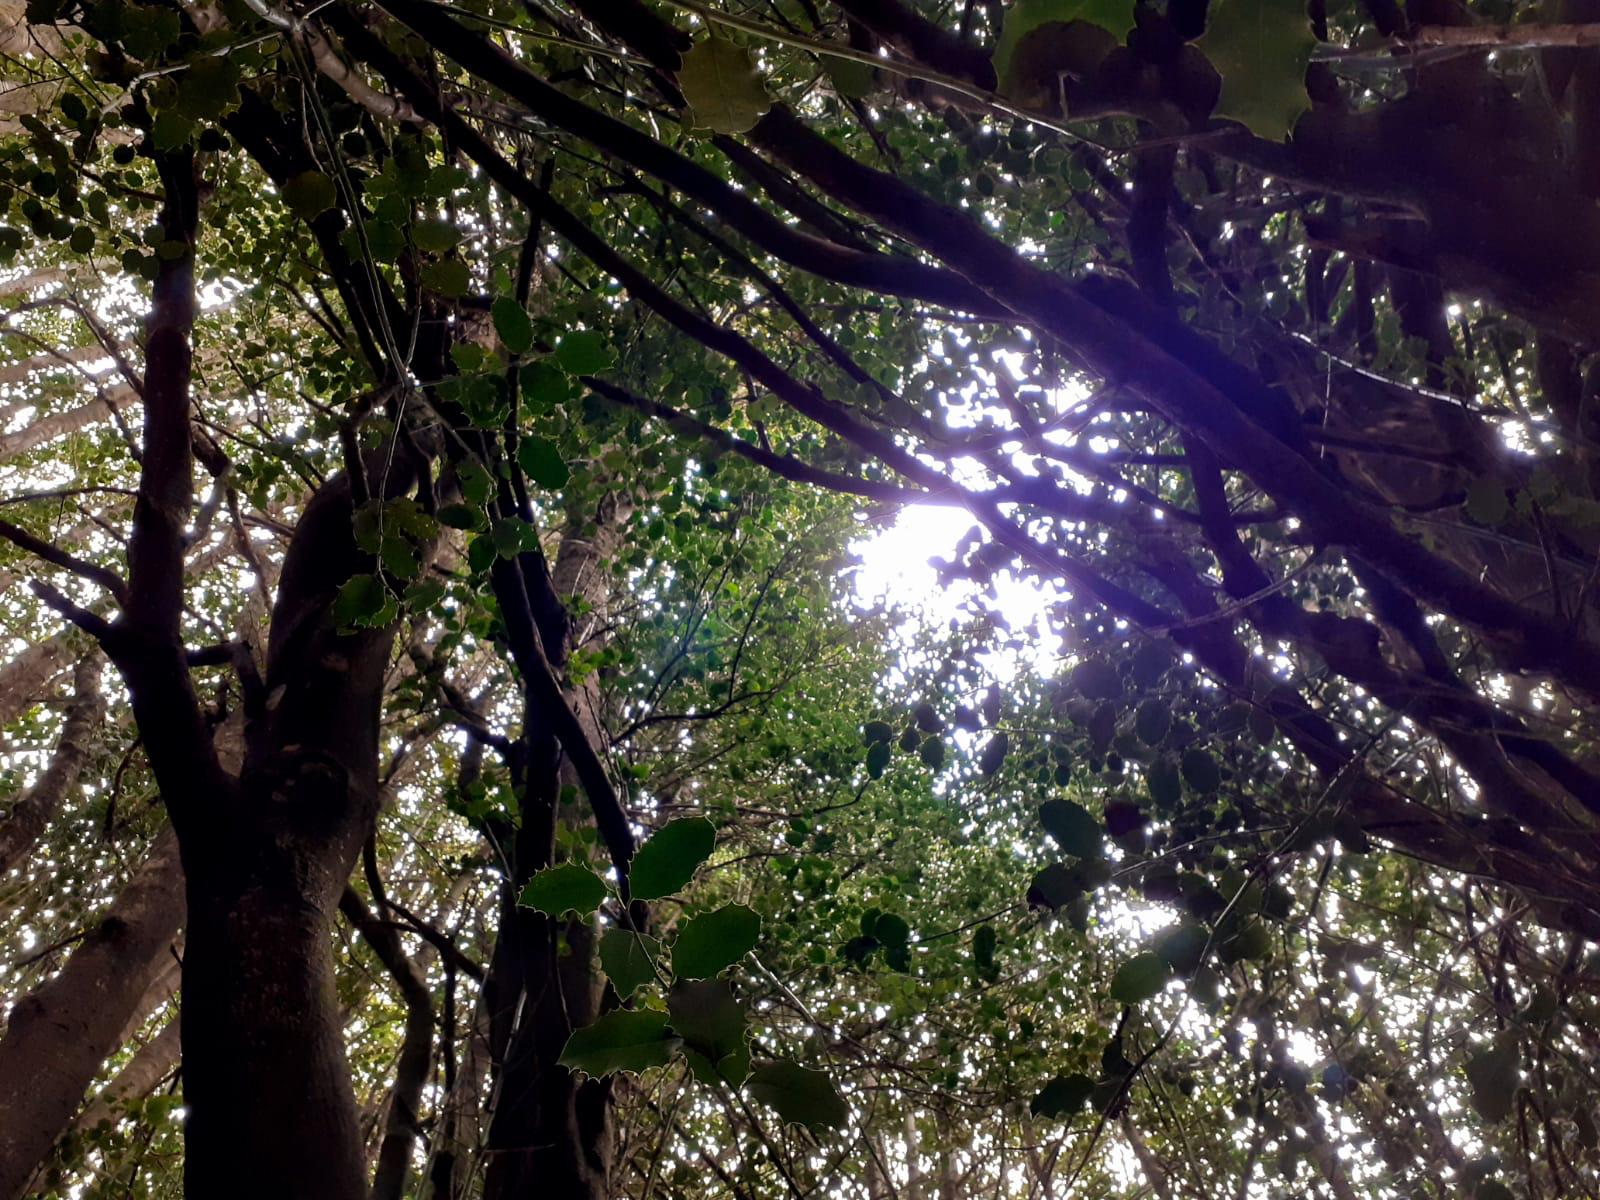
top-left (181, 850), bottom-right (369, 1200)
top-left (0, 827), bottom-right (183, 1200)
top-left (178, 445), bottom-right (429, 1199)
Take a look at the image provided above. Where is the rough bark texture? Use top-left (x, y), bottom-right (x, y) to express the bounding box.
top-left (179, 445), bottom-right (431, 1200)
top-left (0, 827), bottom-right (184, 1200)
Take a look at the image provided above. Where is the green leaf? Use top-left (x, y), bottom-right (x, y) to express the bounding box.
top-left (518, 862), bottom-right (607, 918)
top-left (333, 573), bottom-right (388, 629)
top-left (748, 1060), bottom-right (849, 1131)
top-left (1109, 951), bottom-right (1171, 1004)
top-left (673, 904), bottom-right (761, 979)
top-left (599, 927), bottom-right (661, 998)
top-left (492, 296), bottom-right (534, 355)
top-left (1135, 699), bottom-right (1171, 746)
top-left (517, 436), bottom-right (570, 490)
top-left (1147, 755), bottom-right (1182, 808)
top-left (1027, 862), bottom-right (1085, 911)
top-left (151, 110), bottom-right (193, 152)
top-left (421, 258), bottom-right (470, 297)
top-left (678, 36), bottom-right (773, 135)
top-left (865, 739), bottom-right (892, 778)
top-left (1030, 1072), bottom-right (1094, 1118)
top-left (558, 1009), bottom-right (680, 1077)
top-left (520, 361), bottom-right (571, 408)
top-left (668, 979), bottom-right (749, 1085)
top-left (174, 53), bottom-right (240, 120)
top-left (1154, 923), bottom-right (1210, 973)
top-left (1040, 799), bottom-right (1102, 858)
top-left (437, 502), bottom-right (486, 532)
top-left (492, 517), bottom-right (538, 560)
top-left (973, 923), bottom-right (999, 981)
top-left (1180, 748), bottom-right (1221, 794)
top-left (630, 817), bottom-right (716, 900)
top-left (1072, 658), bottom-right (1122, 700)
top-left (872, 911), bottom-right (910, 949)
top-left (1466, 478), bottom-right (1511, 527)
top-left (824, 55), bottom-right (877, 99)
top-left (978, 731), bottom-right (1009, 775)
top-left (556, 330), bottom-right (615, 375)
top-left (281, 170), bottom-right (337, 220)
top-left (412, 218), bottom-right (459, 253)
top-left (1465, 1031), bottom-right (1521, 1124)
top-left (1198, 0), bottom-right (1316, 140)
top-left (994, 0), bottom-right (1135, 99)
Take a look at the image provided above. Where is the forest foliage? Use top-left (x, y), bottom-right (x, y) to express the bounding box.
top-left (1, 0), bottom-right (1599, 1195)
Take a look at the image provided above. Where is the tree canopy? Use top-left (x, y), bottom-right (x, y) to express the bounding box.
top-left (1, 0), bottom-right (1599, 1196)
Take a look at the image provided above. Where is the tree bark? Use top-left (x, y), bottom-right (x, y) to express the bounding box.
top-left (0, 652), bottom-right (103, 876)
top-left (73, 1016), bottom-right (181, 1134)
top-left (479, 498), bottom-right (630, 1200)
top-left (0, 827), bottom-right (184, 1200)
top-left (340, 886), bottom-right (433, 1200)
top-left (0, 634), bottom-right (72, 729)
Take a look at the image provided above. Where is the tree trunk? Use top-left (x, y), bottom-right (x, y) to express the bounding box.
top-left (73, 1017), bottom-right (181, 1134)
top-left (480, 495), bottom-right (630, 1200)
top-left (180, 848), bottom-right (370, 1200)
top-left (0, 652), bottom-right (103, 875)
top-left (178, 443), bottom-right (431, 1199)
top-left (0, 634), bottom-right (72, 730)
top-left (0, 826), bottom-right (184, 1200)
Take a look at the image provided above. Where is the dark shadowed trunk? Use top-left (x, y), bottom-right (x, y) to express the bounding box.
top-left (478, 497), bottom-right (630, 1200)
top-left (178, 442), bottom-right (432, 1199)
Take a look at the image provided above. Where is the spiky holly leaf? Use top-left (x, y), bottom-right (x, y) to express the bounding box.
top-left (1198, 0), bottom-right (1316, 140)
top-left (748, 1060), bottom-right (849, 1131)
top-left (559, 1010), bottom-right (681, 1077)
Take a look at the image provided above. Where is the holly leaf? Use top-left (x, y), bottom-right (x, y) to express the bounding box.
top-left (558, 1010), bottom-right (681, 1077)
top-left (1199, 0), bottom-right (1316, 140)
top-left (673, 904), bottom-right (761, 980)
top-left (599, 927), bottom-right (660, 998)
top-left (748, 1060), bottom-right (849, 1131)
top-left (630, 817), bottom-right (716, 900)
top-left (668, 979), bottom-right (750, 1085)
top-left (678, 36), bottom-right (772, 135)
top-left (518, 862), bottom-right (607, 918)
